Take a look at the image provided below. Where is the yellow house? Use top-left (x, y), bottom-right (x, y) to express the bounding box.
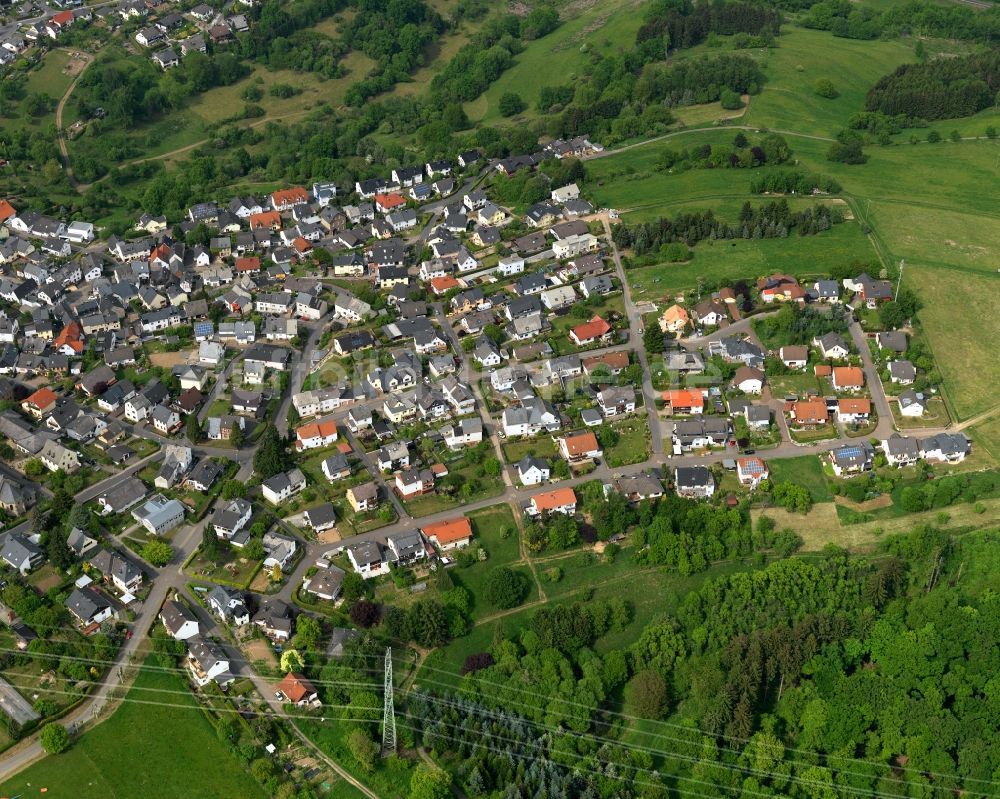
top-left (659, 304), bottom-right (689, 334)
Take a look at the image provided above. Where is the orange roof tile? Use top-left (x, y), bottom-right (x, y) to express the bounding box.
top-left (662, 389), bottom-right (704, 408)
top-left (422, 517), bottom-right (472, 545)
top-left (0, 200), bottom-right (14, 223)
top-left (430, 276), bottom-right (460, 294)
top-left (838, 398), bottom-right (871, 413)
top-left (792, 400), bottom-right (828, 423)
top-left (582, 351), bottom-right (630, 371)
top-left (235, 257), bottom-right (261, 272)
top-left (561, 431), bottom-right (599, 456)
top-left (249, 210), bottom-right (281, 230)
top-left (24, 387), bottom-right (57, 409)
top-left (814, 364), bottom-right (832, 377)
top-left (271, 187), bottom-right (308, 206)
top-left (531, 487), bottom-right (577, 511)
top-left (662, 304), bottom-right (689, 323)
top-left (832, 366), bottom-right (865, 387)
top-left (570, 315), bottom-right (611, 342)
top-left (276, 672), bottom-right (316, 703)
top-left (375, 193), bottom-right (406, 210)
top-left (292, 237), bottom-right (312, 253)
top-left (296, 420), bottom-right (337, 440)
top-left (54, 321), bottom-right (83, 347)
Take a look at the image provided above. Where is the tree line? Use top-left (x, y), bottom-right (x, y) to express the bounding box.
top-left (865, 51), bottom-right (1000, 121)
top-left (636, 0), bottom-right (782, 55)
top-left (613, 199), bottom-right (844, 258)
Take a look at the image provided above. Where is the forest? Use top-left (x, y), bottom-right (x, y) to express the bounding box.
top-left (636, 0), bottom-right (782, 55)
top-left (73, 51), bottom-right (250, 130)
top-left (865, 51), bottom-right (1000, 121)
top-left (379, 523), bottom-right (1000, 799)
top-left (805, 0), bottom-right (1000, 41)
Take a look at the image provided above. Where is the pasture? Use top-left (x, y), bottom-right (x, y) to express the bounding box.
top-left (0, 664), bottom-right (268, 799)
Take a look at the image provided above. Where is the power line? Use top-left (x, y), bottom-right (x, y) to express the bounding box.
top-left (5, 625), bottom-right (994, 791)
top-left (381, 647), bottom-right (396, 756)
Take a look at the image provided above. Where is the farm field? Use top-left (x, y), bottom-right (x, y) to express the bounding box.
top-left (0, 664), bottom-right (269, 799)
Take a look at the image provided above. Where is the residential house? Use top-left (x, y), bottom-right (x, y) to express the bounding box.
top-left (160, 600), bottom-right (200, 640)
top-left (526, 487), bottom-right (577, 517)
top-left (671, 418), bottom-right (730, 452)
top-left (207, 586), bottom-right (250, 626)
top-left (829, 442), bottom-right (875, 477)
top-left (213, 498), bottom-right (252, 543)
top-left (187, 637), bottom-right (233, 687)
top-left (596, 385), bottom-right (636, 418)
top-left (888, 360), bottom-right (916, 385)
top-left (920, 433), bottom-right (970, 463)
top-left (66, 586), bottom-right (115, 630)
top-left (898, 390), bottom-right (926, 417)
top-left (733, 366), bottom-right (765, 394)
top-left (295, 419), bottom-right (338, 452)
top-left (303, 566), bottom-right (345, 602)
top-left (275, 673), bottom-right (320, 707)
top-left (252, 598), bottom-right (294, 641)
top-left (813, 332), bottom-right (850, 360)
top-left (675, 466), bottom-right (715, 499)
top-left (736, 456), bottom-right (769, 488)
top-left (394, 466), bottom-right (435, 498)
top-left (516, 456), bottom-right (550, 486)
top-left (569, 315), bottom-right (612, 347)
top-left (422, 516), bottom-right (473, 551)
top-left (303, 503), bottom-right (337, 533)
top-left (132, 494), bottom-right (186, 535)
top-left (1, 534), bottom-right (43, 575)
top-left (348, 540), bottom-right (391, 579)
top-left (881, 434), bottom-right (920, 467)
top-left (261, 468), bottom-right (306, 504)
top-left (346, 482), bottom-right (379, 513)
top-left (831, 366), bottom-right (865, 391)
top-left (662, 389), bottom-right (704, 416)
top-left (779, 345), bottom-right (809, 369)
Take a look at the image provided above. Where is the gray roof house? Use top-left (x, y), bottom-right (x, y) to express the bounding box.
top-left (1, 534), bottom-right (43, 575)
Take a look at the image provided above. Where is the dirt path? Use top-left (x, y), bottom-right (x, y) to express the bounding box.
top-left (55, 50), bottom-right (94, 191)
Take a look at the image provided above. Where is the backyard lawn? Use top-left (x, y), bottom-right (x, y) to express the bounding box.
top-left (766, 454), bottom-right (833, 503)
top-left (0, 664), bottom-right (268, 799)
top-left (603, 417), bottom-right (651, 468)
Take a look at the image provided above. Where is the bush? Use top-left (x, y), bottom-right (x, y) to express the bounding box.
top-left (720, 88), bottom-right (743, 110)
top-left (624, 670), bottom-right (668, 718)
top-left (40, 723), bottom-right (71, 754)
top-left (350, 600), bottom-right (380, 628)
top-left (927, 130), bottom-right (941, 143)
top-left (460, 652), bottom-right (495, 675)
top-left (483, 566), bottom-right (529, 609)
top-left (498, 92), bottom-right (525, 117)
top-left (827, 139), bottom-right (868, 164)
top-left (814, 78), bottom-right (839, 99)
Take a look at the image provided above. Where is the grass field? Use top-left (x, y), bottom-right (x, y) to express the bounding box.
top-left (3, 49), bottom-right (80, 132)
top-left (0, 664), bottom-right (268, 799)
top-left (967, 414), bottom-right (1000, 464)
top-left (465, 0), bottom-right (645, 125)
top-left (739, 28), bottom-right (917, 138)
top-left (766, 454), bottom-right (832, 502)
top-left (623, 221), bottom-right (874, 299)
top-left (756, 494), bottom-right (1000, 551)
